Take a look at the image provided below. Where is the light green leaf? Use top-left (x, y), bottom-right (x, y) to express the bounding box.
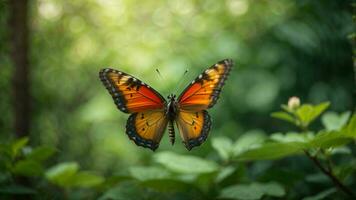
top-left (70, 171), bottom-right (104, 188)
top-left (281, 104), bottom-right (293, 113)
top-left (98, 182), bottom-right (146, 200)
top-left (270, 132), bottom-right (314, 143)
top-left (129, 166), bottom-right (170, 181)
top-left (342, 114), bottom-right (356, 138)
top-left (11, 137), bottom-right (29, 159)
top-left (302, 188), bottom-right (336, 200)
top-left (271, 112), bottom-right (295, 124)
top-left (12, 159), bottom-right (43, 177)
top-left (154, 152), bottom-right (218, 174)
top-left (296, 102), bottom-right (330, 127)
top-left (321, 111), bottom-right (350, 131)
top-left (232, 130), bottom-right (266, 156)
top-left (219, 182), bottom-right (285, 200)
top-left (211, 137), bottom-right (233, 161)
top-left (45, 162), bottom-right (79, 187)
top-left (26, 146), bottom-right (56, 162)
top-left (215, 166), bottom-right (236, 183)
top-left (235, 142), bottom-right (307, 161)
top-left (327, 146), bottom-right (351, 155)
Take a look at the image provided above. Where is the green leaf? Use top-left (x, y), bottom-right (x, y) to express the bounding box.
top-left (219, 182), bottom-right (285, 200)
top-left (0, 184), bottom-right (36, 194)
top-left (232, 130), bottom-right (266, 156)
top-left (342, 114), bottom-right (356, 138)
top-left (302, 188), bottom-right (336, 200)
top-left (270, 132), bottom-right (314, 143)
top-left (295, 102), bottom-right (330, 127)
top-left (322, 111), bottom-right (351, 131)
top-left (129, 166), bottom-right (170, 181)
top-left (70, 171), bottom-right (104, 188)
top-left (271, 111), bottom-right (295, 124)
top-left (140, 179), bottom-right (196, 193)
top-left (235, 142), bottom-right (307, 161)
top-left (211, 136), bottom-right (233, 161)
top-left (98, 182), bottom-right (147, 200)
top-left (45, 162), bottom-right (79, 187)
top-left (26, 146), bottom-right (56, 162)
top-left (12, 159), bottom-right (43, 177)
top-left (11, 137), bottom-right (29, 159)
top-left (309, 131), bottom-right (351, 149)
top-left (215, 166), bottom-right (236, 183)
top-left (154, 152), bottom-right (218, 174)
top-left (281, 104), bottom-right (293, 113)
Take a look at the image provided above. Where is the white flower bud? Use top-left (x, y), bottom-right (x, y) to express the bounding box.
top-left (288, 96), bottom-right (300, 110)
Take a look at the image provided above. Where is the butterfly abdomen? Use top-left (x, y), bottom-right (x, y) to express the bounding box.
top-left (168, 120), bottom-right (175, 145)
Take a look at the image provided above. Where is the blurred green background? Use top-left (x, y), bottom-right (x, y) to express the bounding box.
top-left (0, 0), bottom-right (355, 199)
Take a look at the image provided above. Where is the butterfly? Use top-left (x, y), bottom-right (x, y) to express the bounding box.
top-left (99, 59), bottom-right (233, 151)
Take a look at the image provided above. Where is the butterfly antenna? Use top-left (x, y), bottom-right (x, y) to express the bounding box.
top-left (174, 69), bottom-right (189, 94)
top-left (156, 69), bottom-right (164, 80)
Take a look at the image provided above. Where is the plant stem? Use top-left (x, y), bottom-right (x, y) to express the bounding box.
top-left (304, 151), bottom-right (355, 198)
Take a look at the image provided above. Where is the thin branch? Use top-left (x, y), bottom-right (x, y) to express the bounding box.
top-left (304, 151), bottom-right (355, 198)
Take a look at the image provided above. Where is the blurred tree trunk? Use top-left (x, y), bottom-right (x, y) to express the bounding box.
top-left (8, 0), bottom-right (30, 138)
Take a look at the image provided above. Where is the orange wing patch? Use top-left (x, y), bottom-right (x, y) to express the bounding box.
top-left (99, 68), bottom-right (166, 113)
top-left (178, 59), bottom-right (232, 111)
top-left (126, 111), bottom-right (168, 151)
top-left (175, 110), bottom-right (211, 150)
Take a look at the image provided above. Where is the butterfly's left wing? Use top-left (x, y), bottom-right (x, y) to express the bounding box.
top-left (176, 59), bottom-right (232, 150)
top-left (126, 110), bottom-right (168, 151)
top-left (99, 68), bottom-right (166, 113)
top-left (175, 110), bottom-right (211, 150)
top-left (99, 68), bottom-right (168, 150)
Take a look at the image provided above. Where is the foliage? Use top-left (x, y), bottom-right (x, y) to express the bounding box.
top-left (0, 0), bottom-right (355, 199)
top-left (1, 101), bottom-right (355, 199)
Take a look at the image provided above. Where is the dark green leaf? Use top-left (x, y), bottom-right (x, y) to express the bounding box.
top-left (310, 131), bottom-right (351, 149)
top-left (219, 182), bottom-right (285, 200)
top-left (0, 185), bottom-right (36, 194)
top-left (140, 179), bottom-right (197, 192)
top-left (12, 159), bottom-right (43, 177)
top-left (11, 137), bottom-right (29, 159)
top-left (302, 188), bottom-right (336, 200)
top-left (26, 146), bottom-right (56, 162)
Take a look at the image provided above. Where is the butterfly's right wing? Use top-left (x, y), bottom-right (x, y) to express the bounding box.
top-left (178, 59), bottom-right (232, 111)
top-left (126, 110), bottom-right (168, 151)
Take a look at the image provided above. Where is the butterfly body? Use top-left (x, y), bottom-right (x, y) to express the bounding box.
top-left (99, 59), bottom-right (233, 151)
top-left (166, 94), bottom-right (179, 145)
